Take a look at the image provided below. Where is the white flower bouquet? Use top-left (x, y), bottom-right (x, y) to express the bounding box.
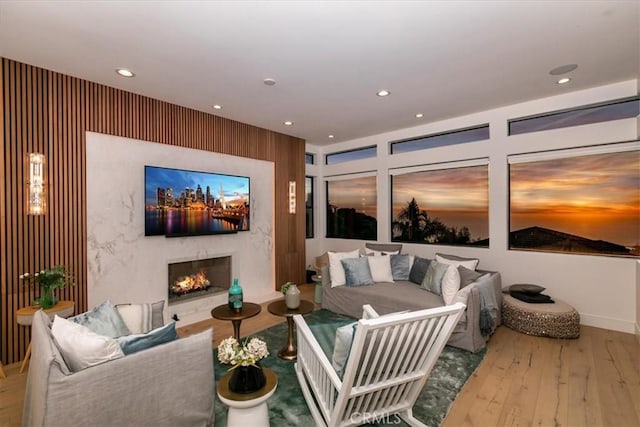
top-left (217, 336), bottom-right (269, 370)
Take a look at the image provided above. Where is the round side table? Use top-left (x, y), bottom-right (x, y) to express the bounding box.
top-left (211, 302), bottom-right (261, 340)
top-left (16, 300), bottom-right (75, 373)
top-left (217, 367), bottom-right (277, 427)
top-left (267, 299), bottom-right (314, 360)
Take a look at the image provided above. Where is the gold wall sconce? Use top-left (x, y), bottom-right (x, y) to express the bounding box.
top-left (288, 181), bottom-right (296, 214)
top-left (27, 153), bottom-right (46, 215)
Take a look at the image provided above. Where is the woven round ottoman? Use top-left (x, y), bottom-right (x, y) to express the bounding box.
top-left (502, 294), bottom-right (580, 338)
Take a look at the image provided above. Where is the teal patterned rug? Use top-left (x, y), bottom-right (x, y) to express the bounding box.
top-left (213, 309), bottom-right (485, 426)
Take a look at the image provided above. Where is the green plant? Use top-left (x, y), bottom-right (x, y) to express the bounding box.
top-left (281, 281), bottom-right (295, 295)
top-left (19, 265), bottom-right (74, 307)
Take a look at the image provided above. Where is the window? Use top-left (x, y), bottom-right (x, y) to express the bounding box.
top-left (305, 176), bottom-right (314, 238)
top-left (508, 97), bottom-right (639, 136)
top-left (326, 146), bottom-right (376, 165)
top-left (305, 153), bottom-right (315, 165)
top-left (326, 175), bottom-right (377, 240)
top-left (390, 125), bottom-right (490, 154)
top-left (391, 161), bottom-right (489, 246)
top-left (509, 142), bottom-right (639, 257)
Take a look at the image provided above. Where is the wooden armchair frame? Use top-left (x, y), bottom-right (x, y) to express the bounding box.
top-left (294, 303), bottom-right (466, 427)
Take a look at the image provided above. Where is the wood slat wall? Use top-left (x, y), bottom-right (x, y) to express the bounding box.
top-left (0, 58), bottom-right (306, 364)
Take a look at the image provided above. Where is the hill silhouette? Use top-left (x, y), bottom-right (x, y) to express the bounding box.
top-left (501, 226), bottom-right (633, 256)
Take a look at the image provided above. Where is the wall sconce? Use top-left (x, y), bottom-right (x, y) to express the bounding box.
top-left (26, 153), bottom-right (46, 215)
top-left (288, 181), bottom-right (296, 214)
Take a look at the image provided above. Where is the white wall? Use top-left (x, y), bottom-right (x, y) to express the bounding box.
top-left (307, 80), bottom-right (639, 333)
top-left (86, 132), bottom-right (280, 326)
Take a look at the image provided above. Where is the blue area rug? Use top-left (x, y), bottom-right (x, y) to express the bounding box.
top-left (214, 309), bottom-right (485, 426)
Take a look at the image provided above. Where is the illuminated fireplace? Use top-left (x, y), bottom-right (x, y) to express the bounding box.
top-left (168, 256), bottom-right (231, 304)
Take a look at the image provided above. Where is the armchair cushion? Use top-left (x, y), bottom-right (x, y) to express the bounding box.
top-left (116, 300), bottom-right (165, 334)
top-left (116, 321), bottom-right (178, 355)
top-left (69, 300), bottom-right (130, 338)
top-left (51, 315), bottom-right (124, 372)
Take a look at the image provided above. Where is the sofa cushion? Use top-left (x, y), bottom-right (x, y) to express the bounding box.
top-left (390, 254), bottom-right (412, 281)
top-left (458, 266), bottom-right (484, 287)
top-left (441, 265), bottom-right (461, 305)
top-left (328, 249), bottom-right (360, 287)
top-left (116, 301), bottom-right (165, 334)
top-left (51, 315), bottom-right (125, 372)
top-left (421, 260), bottom-right (449, 295)
top-left (364, 243), bottom-right (402, 254)
top-left (70, 300), bottom-right (131, 338)
top-left (435, 253), bottom-right (479, 271)
top-left (409, 256), bottom-right (431, 285)
top-left (116, 321), bottom-right (178, 355)
top-left (341, 257), bottom-right (374, 287)
top-left (367, 255), bottom-right (394, 283)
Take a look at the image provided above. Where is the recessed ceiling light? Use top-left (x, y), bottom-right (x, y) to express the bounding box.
top-left (557, 77), bottom-right (571, 84)
top-left (283, 121), bottom-right (293, 126)
top-left (415, 113), bottom-right (424, 118)
top-left (328, 135), bottom-right (335, 139)
top-left (213, 105), bottom-right (222, 110)
top-left (549, 64), bottom-right (578, 75)
top-left (115, 68), bottom-right (135, 78)
top-left (264, 78), bottom-right (276, 86)
top-left (376, 90), bottom-right (390, 97)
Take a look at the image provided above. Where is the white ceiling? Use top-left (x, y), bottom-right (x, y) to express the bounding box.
top-left (0, 1), bottom-right (638, 146)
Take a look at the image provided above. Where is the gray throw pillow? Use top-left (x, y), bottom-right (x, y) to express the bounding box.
top-left (458, 266), bottom-right (484, 287)
top-left (341, 257), bottom-right (374, 287)
top-left (409, 256), bottom-right (431, 285)
top-left (390, 254), bottom-right (411, 281)
top-left (421, 260), bottom-right (449, 295)
top-left (70, 300), bottom-right (131, 338)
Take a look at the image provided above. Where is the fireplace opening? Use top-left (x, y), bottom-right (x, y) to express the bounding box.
top-left (168, 256), bottom-right (231, 304)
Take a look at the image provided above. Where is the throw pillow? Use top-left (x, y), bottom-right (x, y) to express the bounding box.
top-left (409, 256), bottom-right (431, 285)
top-left (421, 260), bottom-right (449, 295)
top-left (390, 254), bottom-right (411, 281)
top-left (70, 300), bottom-right (131, 338)
top-left (441, 265), bottom-right (461, 305)
top-left (116, 321), bottom-right (179, 355)
top-left (451, 284), bottom-right (474, 306)
top-left (509, 284), bottom-right (545, 294)
top-left (341, 258), bottom-right (374, 287)
top-left (328, 249), bottom-right (360, 287)
top-left (331, 321), bottom-right (357, 376)
top-left (51, 315), bottom-right (124, 372)
top-left (458, 266), bottom-right (485, 288)
top-left (115, 300), bottom-right (165, 334)
top-left (435, 253), bottom-right (479, 271)
top-left (367, 255), bottom-right (394, 283)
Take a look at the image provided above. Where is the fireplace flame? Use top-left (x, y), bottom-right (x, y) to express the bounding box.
top-left (171, 270), bottom-right (211, 295)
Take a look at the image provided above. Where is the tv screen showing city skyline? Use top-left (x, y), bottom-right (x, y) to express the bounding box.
top-left (144, 165), bottom-right (250, 237)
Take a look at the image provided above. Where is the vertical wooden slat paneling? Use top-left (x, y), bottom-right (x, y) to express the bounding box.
top-left (1, 57), bottom-right (305, 364)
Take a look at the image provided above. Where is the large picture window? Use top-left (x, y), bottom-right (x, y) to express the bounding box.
top-left (509, 143), bottom-right (639, 257)
top-left (391, 162), bottom-right (489, 246)
top-left (326, 175), bottom-right (377, 240)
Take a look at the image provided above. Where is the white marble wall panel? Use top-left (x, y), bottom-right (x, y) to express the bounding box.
top-left (86, 132), bottom-right (279, 325)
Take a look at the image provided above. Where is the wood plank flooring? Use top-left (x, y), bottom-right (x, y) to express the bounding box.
top-left (1, 283), bottom-right (638, 427)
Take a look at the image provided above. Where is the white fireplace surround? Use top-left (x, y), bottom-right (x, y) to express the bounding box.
top-left (86, 132), bottom-right (280, 326)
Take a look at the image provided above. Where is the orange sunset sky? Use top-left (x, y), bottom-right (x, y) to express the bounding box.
top-left (510, 150), bottom-right (639, 247)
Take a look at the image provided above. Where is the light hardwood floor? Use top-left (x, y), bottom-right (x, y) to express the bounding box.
top-left (1, 284), bottom-right (638, 427)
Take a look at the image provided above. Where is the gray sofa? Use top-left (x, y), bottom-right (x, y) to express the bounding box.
top-left (23, 310), bottom-right (215, 427)
top-left (319, 251), bottom-right (502, 353)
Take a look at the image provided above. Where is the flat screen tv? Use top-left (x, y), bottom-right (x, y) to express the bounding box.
top-left (145, 165), bottom-right (250, 237)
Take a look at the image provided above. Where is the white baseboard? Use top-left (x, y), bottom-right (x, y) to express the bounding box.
top-left (580, 313), bottom-right (636, 334)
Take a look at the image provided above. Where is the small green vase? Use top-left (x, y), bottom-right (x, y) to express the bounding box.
top-left (38, 287), bottom-right (58, 309)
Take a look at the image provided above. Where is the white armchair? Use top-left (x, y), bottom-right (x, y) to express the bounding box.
top-left (293, 303), bottom-right (465, 427)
